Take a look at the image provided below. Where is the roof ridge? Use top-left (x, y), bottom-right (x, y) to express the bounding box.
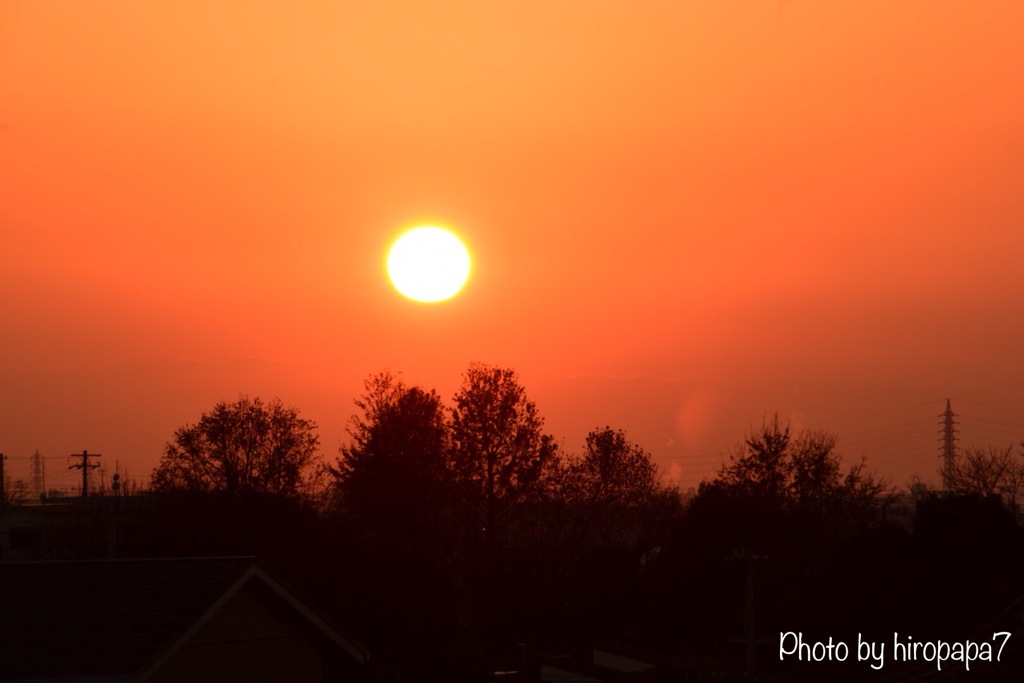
top-left (0, 555), bottom-right (256, 566)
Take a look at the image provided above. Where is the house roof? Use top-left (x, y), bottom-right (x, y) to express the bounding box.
top-left (137, 563), bottom-right (367, 679)
top-left (0, 556), bottom-right (364, 681)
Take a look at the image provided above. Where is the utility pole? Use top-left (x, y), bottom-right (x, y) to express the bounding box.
top-left (728, 550), bottom-right (770, 678)
top-left (939, 399), bottom-right (957, 490)
top-left (69, 451), bottom-right (101, 498)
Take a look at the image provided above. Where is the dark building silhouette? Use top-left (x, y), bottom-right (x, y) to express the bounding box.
top-left (0, 557), bottom-right (366, 682)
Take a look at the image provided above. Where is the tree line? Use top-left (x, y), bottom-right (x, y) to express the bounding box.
top-left (140, 366), bottom-right (1024, 680)
top-left (151, 362), bottom-right (672, 525)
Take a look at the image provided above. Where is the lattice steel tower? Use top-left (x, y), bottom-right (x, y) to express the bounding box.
top-left (30, 449), bottom-right (46, 498)
top-left (939, 399), bottom-right (958, 490)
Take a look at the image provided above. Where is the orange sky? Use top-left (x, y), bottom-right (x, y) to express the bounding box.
top-left (2, 2), bottom-right (1022, 491)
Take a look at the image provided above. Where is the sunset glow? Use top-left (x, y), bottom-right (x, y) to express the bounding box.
top-left (0, 2), bottom-right (1021, 493)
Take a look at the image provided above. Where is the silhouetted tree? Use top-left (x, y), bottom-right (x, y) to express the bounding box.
top-left (715, 414), bottom-right (791, 501)
top-left (674, 418), bottom-right (897, 659)
top-left (448, 364), bottom-right (558, 663)
top-left (151, 396), bottom-right (321, 498)
top-left (450, 363), bottom-right (558, 540)
top-left (788, 429), bottom-right (841, 507)
top-left (944, 444), bottom-right (1023, 511)
top-left (334, 371), bottom-right (454, 539)
top-left (552, 427), bottom-right (680, 643)
top-left (562, 426), bottom-right (659, 506)
top-left (331, 372), bottom-right (483, 672)
top-left (1, 478), bottom-right (28, 508)
top-left (555, 426), bottom-right (679, 550)
top-left (708, 414), bottom-right (890, 516)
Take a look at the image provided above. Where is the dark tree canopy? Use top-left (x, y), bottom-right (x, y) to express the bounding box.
top-left (563, 426), bottom-right (660, 506)
top-left (717, 414), bottom-right (792, 500)
top-left (706, 414), bottom-right (890, 516)
top-left (331, 372), bottom-right (461, 646)
top-left (334, 371), bottom-right (453, 526)
top-left (152, 396), bottom-right (321, 497)
top-left (943, 444), bottom-right (1024, 509)
top-left (554, 427), bottom-right (678, 556)
top-left (449, 363), bottom-right (558, 533)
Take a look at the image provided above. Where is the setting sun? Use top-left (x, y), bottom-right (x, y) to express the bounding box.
top-left (387, 226), bottom-right (471, 303)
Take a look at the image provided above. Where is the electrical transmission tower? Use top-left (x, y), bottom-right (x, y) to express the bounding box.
top-left (30, 450), bottom-right (46, 499)
top-left (939, 399), bottom-right (957, 490)
top-left (68, 451), bottom-right (101, 498)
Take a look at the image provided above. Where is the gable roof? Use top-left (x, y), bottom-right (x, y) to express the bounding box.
top-left (137, 564), bottom-right (367, 680)
top-left (0, 557), bottom-right (364, 681)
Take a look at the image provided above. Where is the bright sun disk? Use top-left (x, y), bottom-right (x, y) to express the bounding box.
top-left (387, 226), bottom-right (471, 303)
